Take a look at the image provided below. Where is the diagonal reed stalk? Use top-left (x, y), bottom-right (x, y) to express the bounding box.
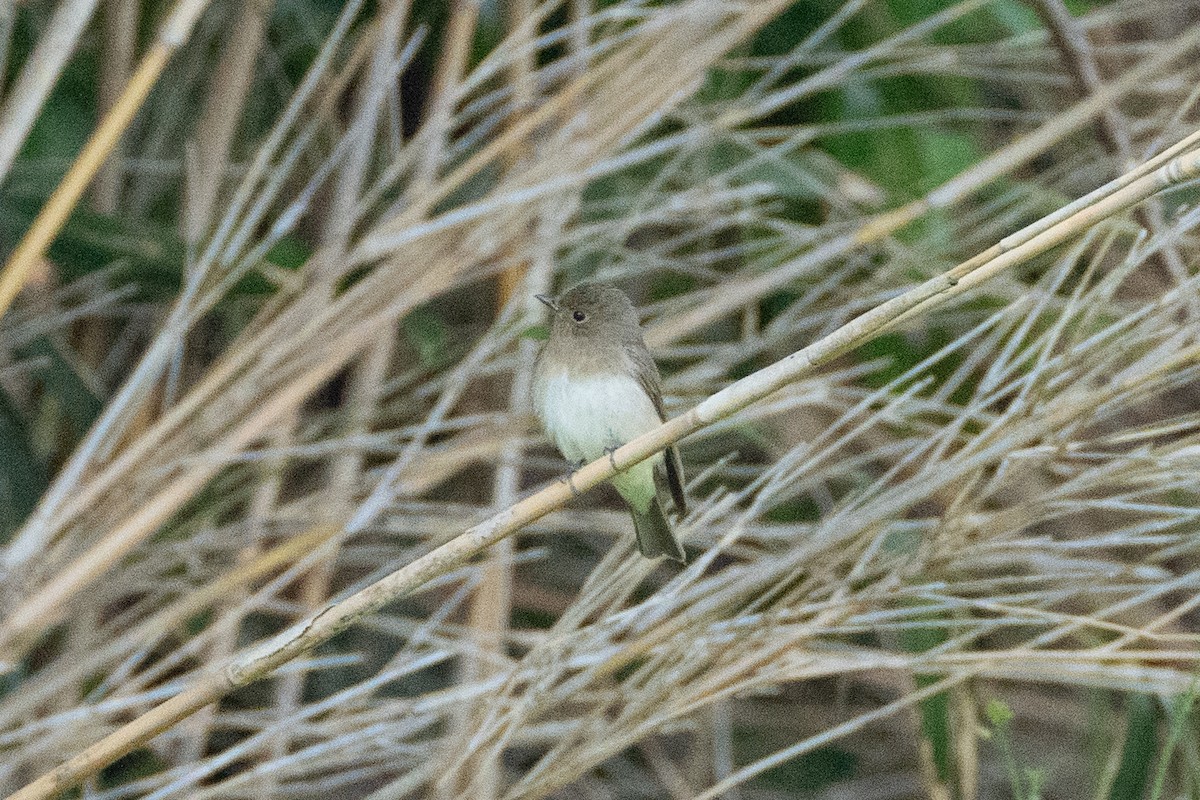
top-left (0, 0), bottom-right (211, 321)
top-left (11, 98), bottom-right (1200, 800)
top-left (4, 3), bottom-right (1200, 798)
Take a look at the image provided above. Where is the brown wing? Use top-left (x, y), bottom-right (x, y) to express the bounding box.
top-left (627, 342), bottom-right (687, 516)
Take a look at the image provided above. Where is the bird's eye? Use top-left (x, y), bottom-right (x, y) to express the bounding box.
top-left (572, 310), bottom-right (586, 322)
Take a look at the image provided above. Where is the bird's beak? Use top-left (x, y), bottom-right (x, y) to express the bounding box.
top-left (535, 294), bottom-right (558, 311)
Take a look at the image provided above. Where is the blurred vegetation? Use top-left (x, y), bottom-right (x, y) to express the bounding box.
top-left (0, 0), bottom-right (1198, 798)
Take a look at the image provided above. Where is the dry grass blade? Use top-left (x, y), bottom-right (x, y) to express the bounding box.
top-left (14, 76), bottom-right (1200, 800)
top-left (4, 2), bottom-right (1200, 799)
top-left (0, 0), bottom-right (211, 321)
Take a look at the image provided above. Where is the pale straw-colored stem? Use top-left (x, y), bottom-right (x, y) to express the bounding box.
top-left (93, 0), bottom-right (138, 213)
top-left (645, 23), bottom-right (1200, 347)
top-left (0, 0), bottom-right (211, 322)
top-left (439, 1), bottom-right (539, 795)
top-left (0, 0), bottom-right (100, 186)
top-left (12, 123), bottom-right (1200, 800)
top-left (266, 8), bottom-right (409, 773)
top-left (184, 0), bottom-right (275, 243)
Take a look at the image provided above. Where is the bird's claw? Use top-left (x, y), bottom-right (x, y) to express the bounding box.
top-left (603, 445), bottom-right (620, 470)
top-left (559, 466), bottom-right (583, 497)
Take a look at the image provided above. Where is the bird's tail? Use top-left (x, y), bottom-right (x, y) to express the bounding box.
top-left (629, 499), bottom-right (685, 562)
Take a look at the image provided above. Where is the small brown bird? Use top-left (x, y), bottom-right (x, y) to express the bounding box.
top-left (532, 282), bottom-right (687, 561)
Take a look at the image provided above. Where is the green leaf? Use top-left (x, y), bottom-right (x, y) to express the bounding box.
top-left (21, 337), bottom-right (103, 438)
top-left (523, 324), bottom-right (549, 341)
top-left (1109, 693), bottom-right (1158, 800)
top-left (265, 235), bottom-right (312, 271)
top-left (898, 602), bottom-right (954, 782)
top-left (735, 726), bottom-right (858, 792)
top-left (986, 699), bottom-right (1014, 727)
top-left (0, 390), bottom-right (48, 542)
top-left (403, 308), bottom-right (451, 368)
top-left (0, 194), bottom-right (184, 300)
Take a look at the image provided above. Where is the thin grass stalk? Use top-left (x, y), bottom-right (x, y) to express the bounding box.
top-left (354, 2), bottom-right (790, 263)
top-left (0, 0), bottom-right (795, 663)
top-left (188, 414), bottom-right (299, 774)
top-left (93, 0), bottom-right (138, 213)
top-left (265, 3), bottom-right (409, 774)
top-left (0, 523), bottom-right (336, 732)
top-left (183, 0), bottom-right (275, 244)
top-left (646, 22), bottom-right (1200, 345)
top-left (0, 0), bottom-right (100, 187)
top-left (410, 0), bottom-right (479, 193)
top-left (13, 115), bottom-right (1200, 798)
top-left (0, 4), bottom-right (369, 582)
top-left (0, 0), bottom-right (212, 322)
top-left (1035, 0), bottom-right (1192, 311)
top-left (440, 0), bottom-right (539, 794)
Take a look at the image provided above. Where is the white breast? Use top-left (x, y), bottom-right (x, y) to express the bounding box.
top-left (534, 369), bottom-right (663, 466)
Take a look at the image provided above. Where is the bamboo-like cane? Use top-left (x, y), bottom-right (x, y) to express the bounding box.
top-left (11, 127), bottom-right (1200, 800)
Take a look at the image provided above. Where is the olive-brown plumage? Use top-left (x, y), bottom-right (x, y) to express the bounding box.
top-left (532, 282), bottom-right (686, 561)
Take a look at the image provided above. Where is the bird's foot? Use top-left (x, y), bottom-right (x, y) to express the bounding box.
top-left (559, 463), bottom-right (585, 497)
top-left (603, 445), bottom-right (620, 471)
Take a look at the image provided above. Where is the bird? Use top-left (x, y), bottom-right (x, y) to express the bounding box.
top-left (532, 281), bottom-right (687, 561)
